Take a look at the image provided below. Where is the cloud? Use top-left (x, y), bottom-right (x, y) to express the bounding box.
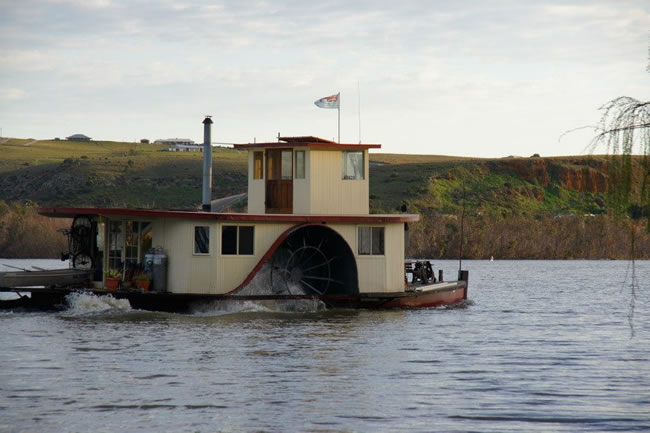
top-left (0, 0), bottom-right (648, 156)
top-left (0, 49), bottom-right (56, 72)
top-left (44, 0), bottom-right (114, 9)
top-left (0, 88), bottom-right (26, 101)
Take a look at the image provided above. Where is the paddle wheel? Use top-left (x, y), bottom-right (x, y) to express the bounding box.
top-left (234, 225), bottom-right (358, 297)
top-left (62, 215), bottom-right (97, 269)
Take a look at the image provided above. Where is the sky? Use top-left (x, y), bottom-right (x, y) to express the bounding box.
top-left (1, 0), bottom-right (649, 157)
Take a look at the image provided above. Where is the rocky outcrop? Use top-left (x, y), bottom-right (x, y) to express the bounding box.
top-left (499, 159), bottom-right (551, 186)
top-left (493, 158), bottom-right (608, 193)
top-left (549, 161), bottom-right (608, 193)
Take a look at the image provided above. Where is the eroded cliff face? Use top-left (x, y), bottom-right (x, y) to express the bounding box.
top-left (495, 158), bottom-right (608, 193)
top-left (550, 161), bottom-right (608, 193)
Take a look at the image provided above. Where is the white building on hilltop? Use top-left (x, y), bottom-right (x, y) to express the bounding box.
top-left (154, 138), bottom-right (196, 146)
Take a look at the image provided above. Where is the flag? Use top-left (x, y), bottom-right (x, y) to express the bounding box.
top-left (314, 93), bottom-right (340, 109)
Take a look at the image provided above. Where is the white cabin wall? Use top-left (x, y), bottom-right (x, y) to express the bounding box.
top-left (330, 222), bottom-right (404, 293)
top-left (154, 219), bottom-right (294, 294)
top-left (309, 149), bottom-right (369, 215)
top-left (384, 223), bottom-right (406, 291)
top-left (214, 222), bottom-right (293, 294)
top-left (188, 222), bottom-right (218, 293)
top-left (152, 219), bottom-right (191, 293)
top-left (244, 147), bottom-right (370, 215)
top-left (152, 219), bottom-right (405, 295)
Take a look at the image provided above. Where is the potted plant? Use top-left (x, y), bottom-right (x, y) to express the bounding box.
top-left (134, 272), bottom-right (152, 292)
top-left (105, 268), bottom-right (121, 292)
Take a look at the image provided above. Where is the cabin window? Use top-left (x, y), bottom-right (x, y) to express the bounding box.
top-left (107, 220), bottom-right (152, 270)
top-left (371, 227), bottom-right (385, 255)
top-left (281, 150), bottom-right (293, 180)
top-left (253, 152), bottom-right (264, 179)
top-left (222, 226), bottom-right (237, 255)
top-left (194, 226), bottom-right (210, 254)
top-left (239, 226), bottom-right (254, 255)
top-left (266, 149), bottom-right (293, 180)
top-left (358, 226), bottom-right (384, 256)
top-left (295, 151), bottom-right (305, 179)
top-left (108, 221), bottom-right (123, 270)
top-left (343, 151), bottom-right (364, 180)
top-left (221, 225), bottom-right (254, 255)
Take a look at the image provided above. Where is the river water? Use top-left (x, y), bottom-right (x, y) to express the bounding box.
top-left (1, 259), bottom-right (649, 433)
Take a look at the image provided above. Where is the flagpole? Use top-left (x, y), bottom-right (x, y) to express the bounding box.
top-left (357, 82), bottom-right (361, 144)
top-left (337, 92), bottom-right (341, 144)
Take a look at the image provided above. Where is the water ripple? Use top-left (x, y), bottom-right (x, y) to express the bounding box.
top-left (1, 259), bottom-right (648, 433)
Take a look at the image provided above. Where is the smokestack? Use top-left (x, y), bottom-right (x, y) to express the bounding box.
top-left (202, 116), bottom-right (213, 211)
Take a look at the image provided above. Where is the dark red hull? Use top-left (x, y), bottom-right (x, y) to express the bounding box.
top-left (0, 279), bottom-right (468, 312)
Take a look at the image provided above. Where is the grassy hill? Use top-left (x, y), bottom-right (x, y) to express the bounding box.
top-left (0, 137), bottom-right (617, 216)
top-left (1, 137), bottom-right (647, 259)
top-left (369, 153), bottom-right (616, 217)
top-left (0, 138), bottom-right (246, 209)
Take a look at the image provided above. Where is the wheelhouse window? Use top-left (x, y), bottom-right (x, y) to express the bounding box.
top-left (194, 226), bottom-right (210, 254)
top-left (281, 150), bottom-right (293, 179)
top-left (221, 225), bottom-right (255, 255)
top-left (295, 151), bottom-right (305, 179)
top-left (343, 151), bottom-right (364, 180)
top-left (253, 151), bottom-right (263, 179)
top-left (266, 149), bottom-right (293, 180)
top-left (358, 226), bottom-right (384, 256)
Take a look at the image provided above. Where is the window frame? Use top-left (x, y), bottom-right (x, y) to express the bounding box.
top-left (357, 225), bottom-right (385, 256)
top-left (342, 150), bottom-right (364, 180)
top-left (193, 225), bottom-right (211, 255)
top-left (221, 225), bottom-right (238, 255)
top-left (253, 151), bottom-right (264, 180)
top-left (238, 226), bottom-right (255, 255)
top-left (281, 150), bottom-right (293, 180)
top-left (295, 150), bottom-right (305, 179)
top-left (221, 225), bottom-right (255, 256)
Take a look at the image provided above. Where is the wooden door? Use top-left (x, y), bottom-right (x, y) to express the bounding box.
top-left (265, 149), bottom-right (293, 213)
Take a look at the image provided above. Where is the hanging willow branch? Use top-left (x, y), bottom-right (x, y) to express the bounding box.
top-left (589, 97), bottom-right (650, 229)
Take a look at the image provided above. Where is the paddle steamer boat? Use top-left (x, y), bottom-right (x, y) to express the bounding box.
top-left (0, 118), bottom-right (468, 311)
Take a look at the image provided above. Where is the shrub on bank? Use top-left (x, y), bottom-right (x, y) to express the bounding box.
top-left (0, 201), bottom-right (70, 258)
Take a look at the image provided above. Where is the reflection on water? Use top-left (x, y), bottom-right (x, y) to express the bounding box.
top-left (0, 259), bottom-right (649, 433)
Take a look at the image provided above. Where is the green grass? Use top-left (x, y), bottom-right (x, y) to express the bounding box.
top-left (0, 139), bottom-right (247, 209)
top-left (0, 137), bottom-right (618, 216)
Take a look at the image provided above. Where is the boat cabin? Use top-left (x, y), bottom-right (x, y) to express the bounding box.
top-left (237, 136), bottom-right (379, 215)
top-left (37, 133), bottom-right (437, 304)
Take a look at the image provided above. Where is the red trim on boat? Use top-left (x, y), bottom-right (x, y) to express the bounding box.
top-left (37, 207), bottom-right (419, 223)
top-left (234, 142), bottom-right (381, 150)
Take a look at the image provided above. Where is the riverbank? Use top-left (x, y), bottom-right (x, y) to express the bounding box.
top-left (1, 201), bottom-right (647, 259)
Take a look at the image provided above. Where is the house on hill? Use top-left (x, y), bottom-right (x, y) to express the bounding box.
top-left (153, 138), bottom-right (195, 146)
top-left (155, 138), bottom-right (202, 152)
top-left (67, 134), bottom-right (91, 142)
